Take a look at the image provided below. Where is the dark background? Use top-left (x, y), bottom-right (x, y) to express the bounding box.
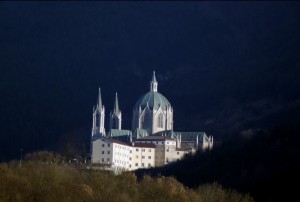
top-left (1, 2), bottom-right (300, 161)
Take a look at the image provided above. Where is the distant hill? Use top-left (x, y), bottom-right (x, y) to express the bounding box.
top-left (136, 100), bottom-right (300, 202)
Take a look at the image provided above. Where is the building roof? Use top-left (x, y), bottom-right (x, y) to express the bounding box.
top-left (110, 140), bottom-right (155, 148)
top-left (135, 136), bottom-right (174, 141)
top-left (134, 91), bottom-right (171, 111)
top-left (133, 142), bottom-right (156, 148)
top-left (111, 139), bottom-right (130, 146)
top-left (177, 142), bottom-right (196, 151)
top-left (175, 132), bottom-right (209, 142)
top-left (108, 129), bottom-right (131, 137)
top-left (152, 130), bottom-right (210, 141)
top-left (133, 128), bottom-right (149, 138)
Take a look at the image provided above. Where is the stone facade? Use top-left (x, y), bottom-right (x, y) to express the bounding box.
top-left (90, 71), bottom-right (213, 172)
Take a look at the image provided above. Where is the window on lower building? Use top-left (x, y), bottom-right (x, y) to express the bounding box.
top-left (129, 157), bottom-right (131, 160)
top-left (177, 152), bottom-right (179, 155)
top-left (148, 156), bottom-right (151, 159)
top-left (142, 163), bottom-right (144, 167)
top-left (142, 149), bottom-right (145, 152)
top-left (108, 144), bottom-right (110, 147)
top-left (102, 158), bottom-right (104, 162)
top-left (136, 148), bottom-right (139, 151)
top-left (142, 156), bottom-right (145, 159)
top-left (148, 163), bottom-right (151, 167)
top-left (135, 155), bottom-right (139, 159)
top-left (135, 163), bottom-right (138, 166)
top-left (148, 149), bottom-right (151, 152)
top-left (130, 150), bottom-right (132, 153)
top-left (107, 158), bottom-right (110, 162)
top-left (108, 151), bottom-right (110, 154)
top-left (102, 151), bottom-right (104, 154)
top-left (129, 165), bottom-right (131, 168)
top-left (102, 144), bottom-right (105, 147)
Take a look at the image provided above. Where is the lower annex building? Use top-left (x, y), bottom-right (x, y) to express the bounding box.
top-left (90, 71), bottom-right (213, 171)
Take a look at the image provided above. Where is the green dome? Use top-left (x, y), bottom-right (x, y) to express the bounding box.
top-left (135, 91), bottom-right (171, 111)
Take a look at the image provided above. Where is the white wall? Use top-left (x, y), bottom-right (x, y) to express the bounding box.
top-left (130, 146), bottom-right (155, 170)
top-left (165, 147), bottom-right (187, 164)
top-left (112, 143), bottom-right (130, 170)
top-left (92, 138), bottom-right (113, 164)
top-left (92, 138), bottom-right (155, 171)
top-left (135, 139), bottom-right (190, 164)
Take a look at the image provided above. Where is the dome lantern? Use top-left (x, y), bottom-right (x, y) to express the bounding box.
top-left (150, 71), bottom-right (158, 92)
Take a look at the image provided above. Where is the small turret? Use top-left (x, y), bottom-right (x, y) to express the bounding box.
top-left (129, 131), bottom-right (133, 143)
top-left (110, 92), bottom-right (122, 130)
top-left (176, 133), bottom-right (181, 149)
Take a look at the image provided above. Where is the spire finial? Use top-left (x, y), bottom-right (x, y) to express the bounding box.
top-left (152, 70), bottom-right (157, 82)
top-left (150, 71), bottom-right (158, 92)
top-left (97, 87), bottom-right (102, 109)
top-left (114, 92), bottom-right (119, 113)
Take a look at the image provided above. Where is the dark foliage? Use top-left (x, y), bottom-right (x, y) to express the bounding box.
top-left (0, 159), bottom-right (254, 202)
top-left (136, 102), bottom-right (300, 202)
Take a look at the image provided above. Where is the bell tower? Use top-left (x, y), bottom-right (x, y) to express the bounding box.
top-left (92, 87), bottom-right (105, 138)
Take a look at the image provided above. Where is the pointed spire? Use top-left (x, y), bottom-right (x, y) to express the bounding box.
top-left (97, 87), bottom-right (102, 109)
top-left (114, 92), bottom-right (119, 113)
top-left (150, 71), bottom-right (158, 92)
top-left (152, 71), bottom-right (157, 83)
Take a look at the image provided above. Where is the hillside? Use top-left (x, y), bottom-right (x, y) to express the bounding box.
top-left (0, 160), bottom-right (254, 202)
top-left (136, 100), bottom-right (300, 202)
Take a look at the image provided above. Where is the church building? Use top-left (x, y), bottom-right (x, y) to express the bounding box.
top-left (90, 71), bottom-right (213, 171)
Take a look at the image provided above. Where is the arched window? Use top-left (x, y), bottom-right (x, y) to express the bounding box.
top-left (141, 109), bottom-right (152, 131)
top-left (158, 113), bottom-right (163, 128)
top-left (96, 113), bottom-right (100, 127)
top-left (112, 117), bottom-right (118, 129)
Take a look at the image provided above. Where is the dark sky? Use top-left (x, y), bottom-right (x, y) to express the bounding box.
top-left (1, 2), bottom-right (300, 161)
